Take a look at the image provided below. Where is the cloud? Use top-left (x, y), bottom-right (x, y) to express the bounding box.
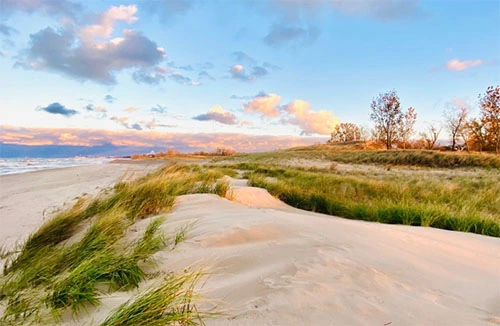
top-left (264, 23), bottom-right (319, 46)
top-left (193, 105), bottom-right (238, 125)
top-left (244, 93), bottom-right (282, 118)
top-left (0, 23), bottom-right (17, 37)
top-left (151, 105), bottom-right (167, 114)
top-left (38, 102), bottom-right (78, 117)
top-left (169, 72), bottom-right (198, 85)
top-left (229, 64), bottom-right (268, 81)
top-left (85, 104), bottom-right (107, 118)
top-left (125, 107), bottom-right (138, 113)
top-left (232, 51), bottom-right (256, 64)
top-left (445, 58), bottom-right (484, 71)
top-left (198, 70), bottom-right (216, 81)
top-left (231, 91), bottom-right (268, 100)
top-left (104, 94), bottom-right (116, 103)
top-left (133, 66), bottom-right (170, 85)
top-left (450, 97), bottom-right (472, 110)
top-left (0, 125), bottom-right (328, 153)
top-left (168, 62), bottom-right (194, 71)
top-left (85, 104), bottom-right (107, 112)
top-left (1, 0), bottom-right (82, 18)
top-left (15, 5), bottom-right (166, 84)
top-left (330, 0), bottom-right (422, 21)
top-left (243, 92), bottom-right (340, 135)
top-left (284, 99), bottom-right (340, 135)
top-left (111, 116), bottom-right (142, 130)
top-left (141, 0), bottom-right (195, 24)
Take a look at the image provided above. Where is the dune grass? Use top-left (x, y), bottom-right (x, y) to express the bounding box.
top-left (0, 163), bottom-right (231, 324)
top-left (225, 144), bottom-right (500, 169)
top-left (242, 164), bottom-right (500, 237)
top-left (100, 271), bottom-right (205, 326)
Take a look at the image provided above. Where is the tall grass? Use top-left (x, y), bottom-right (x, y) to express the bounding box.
top-left (0, 163), bottom-right (231, 324)
top-left (227, 145), bottom-right (500, 169)
top-left (245, 165), bottom-right (500, 237)
top-left (100, 271), bottom-right (205, 326)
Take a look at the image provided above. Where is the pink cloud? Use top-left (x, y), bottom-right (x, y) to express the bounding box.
top-left (244, 93), bottom-right (282, 118)
top-left (285, 100), bottom-right (340, 135)
top-left (0, 125), bottom-right (327, 153)
top-left (445, 58), bottom-right (483, 71)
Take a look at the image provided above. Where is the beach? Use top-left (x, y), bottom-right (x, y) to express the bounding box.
top-left (1, 162), bottom-right (499, 325)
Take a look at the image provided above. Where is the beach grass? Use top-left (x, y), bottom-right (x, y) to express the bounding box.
top-left (0, 162), bottom-right (230, 324)
top-left (213, 145), bottom-right (500, 237)
top-left (235, 164), bottom-right (500, 237)
top-left (224, 143), bottom-right (500, 169)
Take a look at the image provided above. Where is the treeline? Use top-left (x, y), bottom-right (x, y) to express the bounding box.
top-left (131, 147), bottom-right (236, 159)
top-left (329, 86), bottom-right (500, 154)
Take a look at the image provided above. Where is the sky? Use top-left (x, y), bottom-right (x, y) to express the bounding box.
top-left (0, 0), bottom-right (499, 153)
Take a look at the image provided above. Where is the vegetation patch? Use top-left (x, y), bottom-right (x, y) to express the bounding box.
top-left (0, 163), bottom-right (231, 324)
top-left (242, 164), bottom-right (499, 237)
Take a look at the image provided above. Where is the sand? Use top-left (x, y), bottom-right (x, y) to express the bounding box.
top-left (1, 163), bottom-right (499, 325)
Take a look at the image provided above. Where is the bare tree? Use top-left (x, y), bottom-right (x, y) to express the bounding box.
top-left (399, 107), bottom-right (417, 149)
top-left (444, 106), bottom-right (468, 151)
top-left (420, 123), bottom-right (441, 150)
top-left (479, 86), bottom-right (500, 154)
top-left (370, 90), bottom-right (403, 149)
top-left (328, 123), bottom-right (361, 143)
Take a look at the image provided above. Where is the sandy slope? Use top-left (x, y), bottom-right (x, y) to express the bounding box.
top-left (1, 165), bottom-right (499, 325)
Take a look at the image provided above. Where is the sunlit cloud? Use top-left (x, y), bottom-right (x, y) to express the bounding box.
top-left (125, 107), bottom-right (138, 113)
top-left (445, 58), bottom-right (484, 71)
top-left (193, 105), bottom-right (238, 125)
top-left (284, 99), bottom-right (340, 135)
top-left (244, 93), bottom-right (282, 118)
top-left (0, 125), bottom-right (327, 153)
top-left (15, 5), bottom-right (166, 84)
top-left (243, 93), bottom-right (340, 135)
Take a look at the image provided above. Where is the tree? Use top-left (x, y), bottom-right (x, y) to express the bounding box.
top-left (419, 123), bottom-right (441, 150)
top-left (328, 122), bottom-right (361, 143)
top-left (466, 119), bottom-right (487, 152)
top-left (399, 107), bottom-right (417, 149)
top-left (443, 105), bottom-right (468, 151)
top-left (370, 90), bottom-right (403, 149)
top-left (479, 86), bottom-right (500, 154)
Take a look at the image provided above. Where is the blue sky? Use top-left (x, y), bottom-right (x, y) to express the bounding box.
top-left (0, 0), bottom-right (498, 152)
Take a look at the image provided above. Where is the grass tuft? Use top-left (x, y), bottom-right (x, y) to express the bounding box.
top-left (100, 271), bottom-right (205, 326)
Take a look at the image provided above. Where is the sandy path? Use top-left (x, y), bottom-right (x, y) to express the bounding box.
top-left (1, 164), bottom-right (499, 325)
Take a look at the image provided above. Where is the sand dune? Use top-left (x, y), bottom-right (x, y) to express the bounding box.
top-left (1, 164), bottom-right (499, 325)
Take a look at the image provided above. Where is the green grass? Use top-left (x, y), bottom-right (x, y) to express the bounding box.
top-left (0, 163), bottom-right (232, 324)
top-left (243, 165), bottom-right (500, 237)
top-left (226, 144), bottom-right (500, 169)
top-left (100, 271), bottom-right (206, 326)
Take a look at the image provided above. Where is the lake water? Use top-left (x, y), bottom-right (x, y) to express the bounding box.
top-left (0, 157), bottom-right (116, 175)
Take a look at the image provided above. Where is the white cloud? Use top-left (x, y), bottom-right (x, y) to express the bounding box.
top-left (445, 58), bottom-right (483, 72)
